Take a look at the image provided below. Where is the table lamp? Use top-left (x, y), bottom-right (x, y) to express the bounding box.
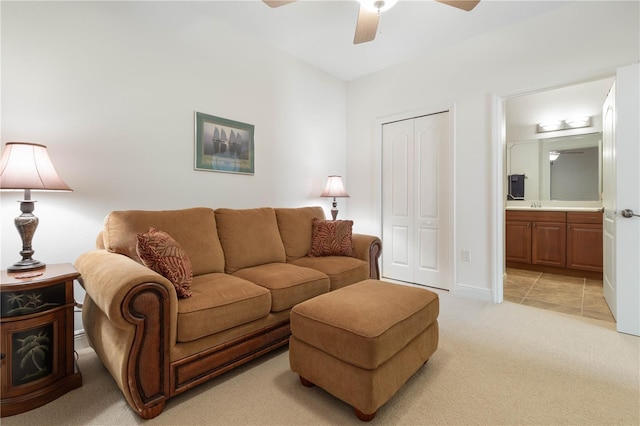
top-left (320, 175), bottom-right (350, 220)
top-left (0, 142), bottom-right (72, 272)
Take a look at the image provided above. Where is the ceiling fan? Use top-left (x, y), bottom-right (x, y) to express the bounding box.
top-left (263, 0), bottom-right (480, 44)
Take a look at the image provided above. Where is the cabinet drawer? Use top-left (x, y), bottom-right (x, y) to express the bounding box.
top-left (567, 211), bottom-right (603, 224)
top-left (506, 210), bottom-right (566, 223)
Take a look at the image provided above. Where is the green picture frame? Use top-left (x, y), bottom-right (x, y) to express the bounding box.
top-left (195, 112), bottom-right (255, 175)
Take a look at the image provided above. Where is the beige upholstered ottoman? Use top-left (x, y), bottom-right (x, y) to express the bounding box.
top-left (289, 279), bottom-right (439, 421)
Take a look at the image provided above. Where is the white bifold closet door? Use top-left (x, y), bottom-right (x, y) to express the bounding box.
top-left (382, 112), bottom-right (451, 290)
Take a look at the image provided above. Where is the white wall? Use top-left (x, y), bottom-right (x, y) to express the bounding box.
top-left (1, 2), bottom-right (347, 330)
top-left (346, 2), bottom-right (639, 300)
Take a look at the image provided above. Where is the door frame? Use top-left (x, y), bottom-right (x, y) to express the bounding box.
top-left (493, 70), bottom-right (640, 336)
top-left (491, 93), bottom-right (505, 303)
top-left (491, 76), bottom-right (612, 304)
top-left (374, 103), bottom-right (456, 292)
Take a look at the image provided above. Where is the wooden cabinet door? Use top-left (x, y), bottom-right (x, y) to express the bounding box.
top-left (1, 309), bottom-right (66, 399)
top-left (567, 223), bottom-right (603, 271)
top-left (532, 222), bottom-right (566, 267)
top-left (505, 221), bottom-right (532, 264)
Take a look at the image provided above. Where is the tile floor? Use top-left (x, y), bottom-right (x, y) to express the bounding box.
top-left (504, 268), bottom-right (615, 323)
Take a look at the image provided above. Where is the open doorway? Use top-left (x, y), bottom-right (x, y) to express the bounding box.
top-left (502, 77), bottom-right (615, 323)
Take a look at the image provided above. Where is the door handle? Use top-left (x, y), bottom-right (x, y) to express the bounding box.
top-left (621, 209), bottom-right (640, 218)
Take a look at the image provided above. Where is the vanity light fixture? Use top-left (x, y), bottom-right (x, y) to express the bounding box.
top-left (537, 116), bottom-right (592, 133)
top-left (565, 116), bottom-right (592, 127)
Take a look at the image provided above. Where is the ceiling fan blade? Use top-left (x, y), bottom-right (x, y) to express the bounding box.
top-left (263, 0), bottom-right (297, 8)
top-left (435, 0), bottom-right (480, 12)
top-left (353, 5), bottom-right (379, 45)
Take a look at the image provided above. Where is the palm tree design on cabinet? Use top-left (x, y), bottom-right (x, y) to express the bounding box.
top-left (16, 331), bottom-right (51, 382)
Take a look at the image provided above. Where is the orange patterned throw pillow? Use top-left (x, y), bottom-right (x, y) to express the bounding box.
top-left (308, 218), bottom-right (356, 257)
top-left (136, 227), bottom-right (193, 298)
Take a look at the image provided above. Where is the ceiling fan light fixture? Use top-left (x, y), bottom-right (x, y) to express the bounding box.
top-left (359, 0), bottom-right (398, 13)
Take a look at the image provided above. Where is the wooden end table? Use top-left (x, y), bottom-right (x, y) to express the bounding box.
top-left (1, 263), bottom-right (82, 417)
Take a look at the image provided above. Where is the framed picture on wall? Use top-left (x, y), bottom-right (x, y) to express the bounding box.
top-left (194, 112), bottom-right (255, 175)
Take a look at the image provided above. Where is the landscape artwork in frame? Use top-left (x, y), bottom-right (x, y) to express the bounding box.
top-left (195, 112), bottom-right (255, 174)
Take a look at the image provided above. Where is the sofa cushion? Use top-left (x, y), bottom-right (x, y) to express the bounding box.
top-left (103, 208), bottom-right (224, 276)
top-left (309, 219), bottom-right (356, 257)
top-left (275, 206), bottom-right (326, 261)
top-left (136, 227), bottom-right (193, 298)
top-left (289, 256), bottom-right (369, 291)
top-left (215, 208), bottom-right (286, 274)
top-left (176, 273), bottom-right (272, 343)
top-left (232, 263), bottom-right (330, 312)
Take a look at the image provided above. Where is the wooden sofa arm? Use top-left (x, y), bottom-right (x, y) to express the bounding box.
top-left (352, 234), bottom-right (382, 279)
top-left (75, 250), bottom-right (176, 419)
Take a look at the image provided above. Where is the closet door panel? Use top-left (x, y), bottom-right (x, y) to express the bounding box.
top-left (382, 119), bottom-right (414, 283)
top-left (418, 227), bottom-right (439, 270)
top-left (414, 113), bottom-right (451, 289)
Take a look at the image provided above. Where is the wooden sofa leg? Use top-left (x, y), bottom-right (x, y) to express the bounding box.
top-left (355, 408), bottom-right (377, 422)
top-left (139, 402), bottom-right (166, 420)
top-left (299, 376), bottom-right (315, 387)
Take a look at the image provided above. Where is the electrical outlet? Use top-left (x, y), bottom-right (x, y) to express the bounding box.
top-left (462, 250), bottom-right (471, 262)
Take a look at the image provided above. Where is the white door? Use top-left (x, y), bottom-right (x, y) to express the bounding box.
top-left (602, 64), bottom-right (640, 336)
top-left (602, 81), bottom-right (616, 316)
top-left (382, 112), bottom-right (451, 290)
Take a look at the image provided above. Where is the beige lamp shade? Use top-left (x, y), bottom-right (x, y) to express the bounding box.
top-left (0, 142), bottom-right (72, 191)
top-left (320, 175), bottom-right (350, 198)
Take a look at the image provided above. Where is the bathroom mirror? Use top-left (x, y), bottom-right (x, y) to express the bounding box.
top-left (507, 132), bottom-right (602, 201)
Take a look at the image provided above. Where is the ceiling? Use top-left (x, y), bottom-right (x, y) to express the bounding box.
top-left (204, 0), bottom-right (573, 81)
top-left (168, 1), bottom-right (608, 125)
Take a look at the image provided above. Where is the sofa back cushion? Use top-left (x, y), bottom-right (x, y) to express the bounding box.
top-left (102, 208), bottom-right (224, 276)
top-left (215, 207), bottom-right (286, 274)
top-left (275, 206), bottom-right (326, 261)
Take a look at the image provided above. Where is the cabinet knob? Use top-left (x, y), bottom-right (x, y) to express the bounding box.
top-left (0, 353), bottom-right (5, 360)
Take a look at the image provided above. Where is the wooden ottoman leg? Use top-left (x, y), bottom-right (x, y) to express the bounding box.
top-left (299, 376), bottom-right (315, 387)
top-left (355, 408), bottom-right (377, 422)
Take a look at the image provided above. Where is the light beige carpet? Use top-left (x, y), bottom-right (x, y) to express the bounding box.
top-left (3, 288), bottom-right (639, 425)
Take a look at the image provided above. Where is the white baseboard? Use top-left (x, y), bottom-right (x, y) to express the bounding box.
top-left (454, 283), bottom-right (493, 303)
top-left (74, 330), bottom-right (90, 350)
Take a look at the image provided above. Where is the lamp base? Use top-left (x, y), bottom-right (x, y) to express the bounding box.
top-left (330, 208), bottom-right (339, 220)
top-left (8, 259), bottom-right (46, 272)
top-left (9, 198), bottom-right (46, 272)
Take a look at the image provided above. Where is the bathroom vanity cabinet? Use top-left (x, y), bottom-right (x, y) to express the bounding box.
top-left (506, 210), bottom-right (566, 267)
top-left (506, 209), bottom-right (603, 278)
top-left (566, 212), bottom-right (604, 272)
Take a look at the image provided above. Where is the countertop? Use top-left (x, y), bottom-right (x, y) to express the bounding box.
top-left (505, 206), bottom-right (603, 212)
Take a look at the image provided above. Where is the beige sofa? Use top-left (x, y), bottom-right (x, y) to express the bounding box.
top-left (75, 206), bottom-right (381, 419)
